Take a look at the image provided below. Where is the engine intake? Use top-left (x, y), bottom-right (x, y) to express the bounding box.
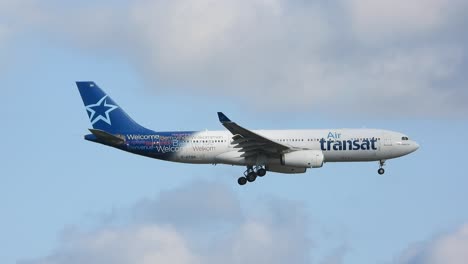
top-left (281, 150), bottom-right (324, 168)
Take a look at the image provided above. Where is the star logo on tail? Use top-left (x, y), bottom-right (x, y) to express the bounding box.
top-left (85, 95), bottom-right (118, 125)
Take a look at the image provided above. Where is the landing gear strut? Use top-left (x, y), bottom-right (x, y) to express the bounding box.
top-left (378, 160), bottom-right (386, 175)
top-left (237, 166), bottom-right (267, 185)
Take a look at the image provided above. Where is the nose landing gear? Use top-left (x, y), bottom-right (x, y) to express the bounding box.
top-left (237, 166), bottom-right (267, 185)
top-left (378, 160), bottom-right (386, 175)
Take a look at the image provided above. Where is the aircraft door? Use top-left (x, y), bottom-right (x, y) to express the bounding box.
top-left (383, 134), bottom-right (392, 146)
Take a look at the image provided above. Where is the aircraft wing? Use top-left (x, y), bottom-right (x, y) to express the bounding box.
top-left (217, 112), bottom-right (291, 158)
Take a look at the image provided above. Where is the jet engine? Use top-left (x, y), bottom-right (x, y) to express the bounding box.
top-left (281, 150), bottom-right (324, 168)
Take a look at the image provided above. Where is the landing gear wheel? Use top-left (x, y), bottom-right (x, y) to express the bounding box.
top-left (257, 168), bottom-right (266, 177)
top-left (247, 172), bottom-right (257, 182)
top-left (378, 168), bottom-right (385, 175)
top-left (238, 177), bottom-right (247, 185)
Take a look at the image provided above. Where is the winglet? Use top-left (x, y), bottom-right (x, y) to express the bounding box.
top-left (217, 112), bottom-right (231, 123)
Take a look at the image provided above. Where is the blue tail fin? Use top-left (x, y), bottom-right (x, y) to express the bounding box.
top-left (76, 81), bottom-right (153, 134)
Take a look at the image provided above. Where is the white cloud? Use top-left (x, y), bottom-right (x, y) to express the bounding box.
top-left (29, 226), bottom-right (200, 264)
top-left (397, 223), bottom-right (468, 264)
top-left (346, 0), bottom-right (467, 41)
top-left (2, 0), bottom-right (468, 116)
top-left (18, 181), bottom-right (318, 264)
top-left (129, 181), bottom-right (243, 227)
top-left (12, 179), bottom-right (468, 264)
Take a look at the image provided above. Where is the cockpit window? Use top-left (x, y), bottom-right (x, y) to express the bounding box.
top-left (402, 136), bottom-right (409, 141)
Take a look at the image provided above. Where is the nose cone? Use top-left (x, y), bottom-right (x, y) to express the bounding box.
top-left (411, 141), bottom-right (420, 153)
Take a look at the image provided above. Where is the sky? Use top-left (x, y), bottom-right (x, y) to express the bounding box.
top-left (1, 0), bottom-right (468, 263)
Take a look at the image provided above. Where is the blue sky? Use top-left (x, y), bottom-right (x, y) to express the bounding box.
top-left (2, 1), bottom-right (468, 263)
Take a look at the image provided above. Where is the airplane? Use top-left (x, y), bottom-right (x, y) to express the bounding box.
top-left (76, 81), bottom-right (419, 185)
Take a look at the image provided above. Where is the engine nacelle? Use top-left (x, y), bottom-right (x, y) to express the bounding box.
top-left (281, 150), bottom-right (324, 168)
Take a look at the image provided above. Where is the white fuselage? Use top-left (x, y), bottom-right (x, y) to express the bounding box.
top-left (159, 128), bottom-right (419, 166)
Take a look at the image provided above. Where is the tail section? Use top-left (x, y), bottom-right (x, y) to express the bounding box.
top-left (76, 81), bottom-right (153, 134)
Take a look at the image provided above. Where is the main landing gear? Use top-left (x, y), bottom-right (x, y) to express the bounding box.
top-left (378, 160), bottom-right (386, 175)
top-left (237, 166), bottom-right (267, 186)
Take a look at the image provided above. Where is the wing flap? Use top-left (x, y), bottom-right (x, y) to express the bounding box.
top-left (233, 142), bottom-right (269, 148)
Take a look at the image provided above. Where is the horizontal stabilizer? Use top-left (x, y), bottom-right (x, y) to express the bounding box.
top-left (88, 129), bottom-right (125, 145)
